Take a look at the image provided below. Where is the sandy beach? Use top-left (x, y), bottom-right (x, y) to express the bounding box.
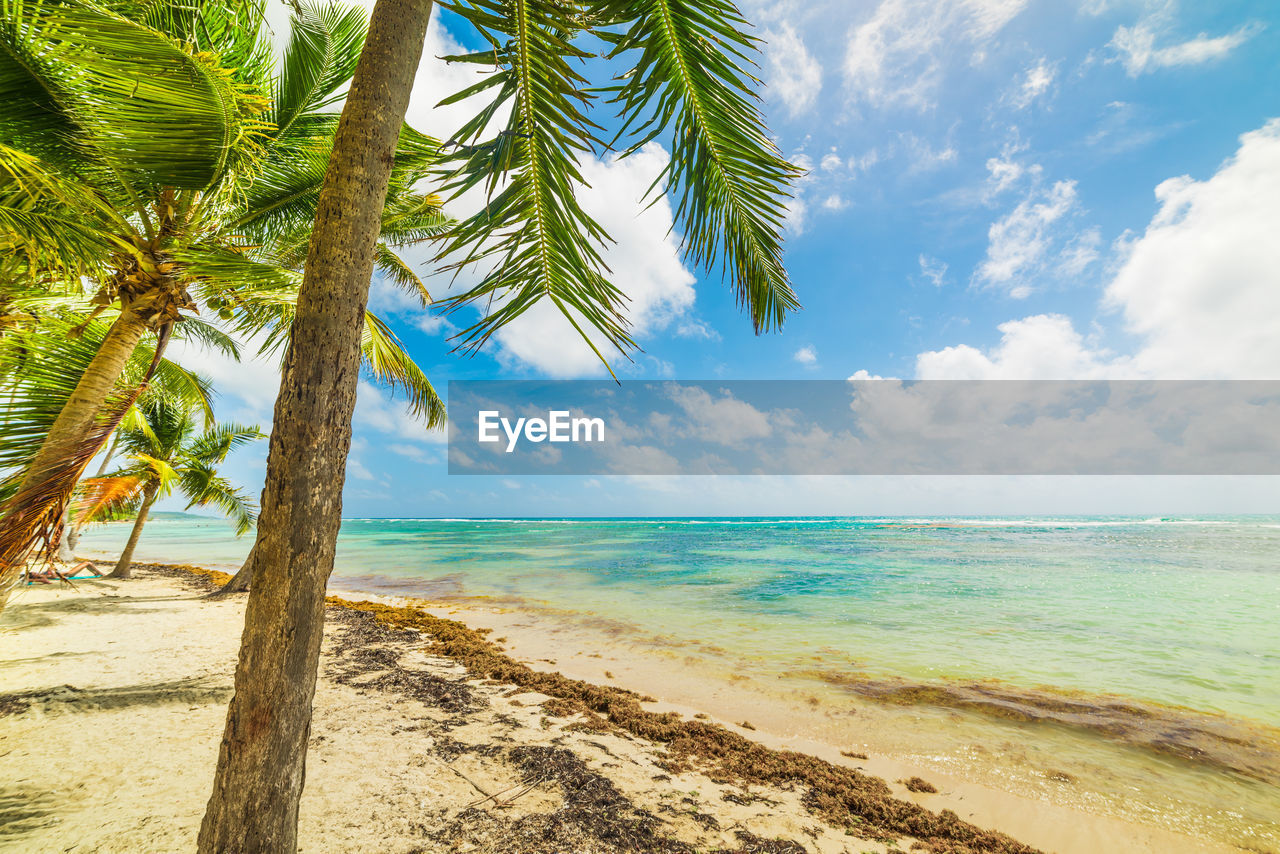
top-left (0, 563), bottom-right (1252, 853)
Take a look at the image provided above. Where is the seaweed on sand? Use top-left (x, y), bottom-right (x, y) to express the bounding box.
top-left (901, 777), bottom-right (939, 794)
top-left (420, 743), bottom-right (809, 854)
top-left (329, 596), bottom-right (1043, 854)
top-left (325, 607), bottom-right (479, 715)
top-left (135, 563), bottom-right (231, 591)
top-left (142, 564), bottom-right (1042, 854)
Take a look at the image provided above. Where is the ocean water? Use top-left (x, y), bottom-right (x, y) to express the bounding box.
top-left (77, 515), bottom-right (1280, 846)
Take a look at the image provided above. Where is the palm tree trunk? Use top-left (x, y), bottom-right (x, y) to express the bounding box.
top-left (108, 481), bottom-right (158, 579)
top-left (207, 540), bottom-right (255, 598)
top-left (61, 430), bottom-right (124, 561)
top-left (1, 307), bottom-right (147, 571)
top-left (13, 306), bottom-right (147, 500)
top-left (197, 1), bottom-right (433, 850)
top-left (56, 504), bottom-right (76, 562)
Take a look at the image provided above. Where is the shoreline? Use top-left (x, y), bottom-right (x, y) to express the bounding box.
top-left (323, 579), bottom-right (1277, 854)
top-left (3, 561), bottom-right (1263, 853)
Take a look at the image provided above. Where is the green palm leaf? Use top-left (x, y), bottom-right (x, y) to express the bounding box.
top-left (185, 422), bottom-right (264, 464)
top-left (179, 462), bottom-right (255, 534)
top-left (85, 396), bottom-right (262, 535)
top-left (272, 1), bottom-right (367, 135)
top-left (0, 0), bottom-right (270, 189)
top-left (601, 0), bottom-right (802, 332)
top-left (374, 243), bottom-right (433, 306)
top-left (0, 311), bottom-right (218, 492)
top-left (362, 312), bottom-right (446, 426)
top-left (0, 142), bottom-right (128, 270)
top-left (435, 0), bottom-right (631, 370)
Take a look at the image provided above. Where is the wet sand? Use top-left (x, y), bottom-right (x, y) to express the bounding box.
top-left (0, 564), bottom-right (1261, 853)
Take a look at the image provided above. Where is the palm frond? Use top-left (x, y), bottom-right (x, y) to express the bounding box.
top-left (362, 312), bottom-right (446, 427)
top-left (0, 315), bottom-right (110, 483)
top-left (185, 422), bottom-right (264, 464)
top-left (144, 357), bottom-right (216, 427)
top-left (0, 386), bottom-right (140, 595)
top-left (178, 462), bottom-right (256, 535)
top-left (434, 0), bottom-right (631, 371)
top-left (0, 143), bottom-right (129, 271)
top-left (74, 472), bottom-right (145, 523)
top-left (128, 451), bottom-right (179, 496)
top-left (601, 0), bottom-right (801, 332)
top-left (273, 1), bottom-right (367, 135)
top-left (0, 312), bottom-right (201, 488)
top-left (172, 315), bottom-right (241, 361)
top-left (140, 0), bottom-right (274, 88)
top-left (376, 191), bottom-right (452, 246)
top-left (0, 0), bottom-right (271, 189)
top-left (374, 243), bottom-right (431, 306)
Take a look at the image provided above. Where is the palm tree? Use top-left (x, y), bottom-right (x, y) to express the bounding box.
top-left (0, 302), bottom-right (227, 552)
top-left (75, 394), bottom-right (262, 578)
top-left (0, 304), bottom-right (230, 596)
top-left (0, 0), bottom-right (448, 581)
top-left (200, 0), bottom-right (801, 849)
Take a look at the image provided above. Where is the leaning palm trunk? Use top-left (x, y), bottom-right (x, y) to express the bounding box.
top-left (109, 481), bottom-right (158, 579)
top-left (0, 309), bottom-right (149, 600)
top-left (208, 541), bottom-right (255, 598)
top-left (57, 430), bottom-right (122, 562)
top-left (55, 504), bottom-right (76, 562)
top-left (0, 389), bottom-right (142, 606)
top-left (197, 0), bottom-right (434, 849)
top-left (10, 307), bottom-right (147, 502)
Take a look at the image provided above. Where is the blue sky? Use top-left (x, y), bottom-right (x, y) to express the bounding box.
top-left (171, 0), bottom-right (1280, 518)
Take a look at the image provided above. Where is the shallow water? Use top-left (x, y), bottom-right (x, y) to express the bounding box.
top-left (79, 515), bottom-right (1280, 847)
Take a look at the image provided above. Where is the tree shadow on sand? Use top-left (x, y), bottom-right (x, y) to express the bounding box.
top-left (0, 677), bottom-right (231, 717)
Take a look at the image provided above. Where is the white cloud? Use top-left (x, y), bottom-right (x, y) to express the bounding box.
top-left (919, 254), bottom-right (949, 287)
top-left (794, 345), bottom-right (818, 365)
top-left (785, 195), bottom-right (810, 235)
top-left (664, 385), bottom-right (774, 447)
top-left (916, 314), bottom-right (1117, 379)
top-left (849, 149), bottom-right (881, 173)
top-left (354, 381), bottom-right (446, 443)
top-left (821, 193), bottom-right (850, 212)
top-left (976, 179), bottom-right (1079, 295)
top-left (763, 24), bottom-right (822, 118)
top-left (401, 9), bottom-right (509, 141)
top-left (388, 443), bottom-right (435, 463)
top-left (913, 119), bottom-right (1280, 381)
top-left (984, 154), bottom-right (1028, 196)
top-left (1058, 227), bottom-right (1102, 277)
top-left (1105, 119), bottom-right (1280, 378)
top-left (166, 327), bottom-right (282, 427)
top-left (347, 457), bottom-right (377, 481)
top-left (1110, 23), bottom-right (1257, 75)
top-left (783, 146), bottom-right (868, 231)
top-left (1011, 58), bottom-right (1056, 108)
top-left (489, 144), bottom-right (698, 377)
top-left (844, 0), bottom-right (1030, 109)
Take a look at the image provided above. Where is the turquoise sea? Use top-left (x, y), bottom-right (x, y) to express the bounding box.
top-left (78, 515), bottom-right (1280, 846)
